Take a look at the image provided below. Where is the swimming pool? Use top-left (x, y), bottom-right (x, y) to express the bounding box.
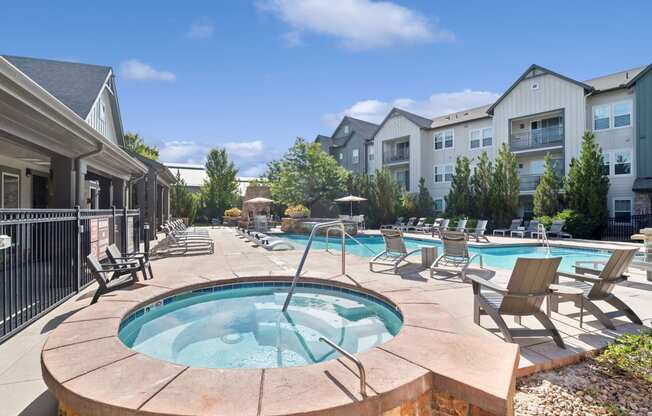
top-left (280, 233), bottom-right (611, 272)
top-left (118, 282), bottom-right (402, 369)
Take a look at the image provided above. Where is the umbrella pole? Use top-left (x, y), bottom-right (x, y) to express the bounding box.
top-left (350, 202), bottom-right (353, 217)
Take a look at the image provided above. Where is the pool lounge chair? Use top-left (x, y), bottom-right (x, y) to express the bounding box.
top-left (369, 229), bottom-right (421, 274)
top-left (466, 256), bottom-right (565, 348)
top-left (510, 220), bottom-right (539, 238)
top-left (555, 248), bottom-right (642, 329)
top-left (493, 219), bottom-right (522, 236)
top-left (431, 219), bottom-right (450, 238)
top-left (415, 219), bottom-right (434, 234)
top-left (380, 217), bottom-right (405, 230)
top-left (430, 231), bottom-right (483, 281)
top-left (253, 233), bottom-right (295, 251)
top-left (547, 220), bottom-right (572, 239)
top-left (451, 219), bottom-right (468, 233)
top-left (87, 254), bottom-right (140, 304)
top-left (398, 217), bottom-right (418, 231)
top-left (105, 244), bottom-right (153, 280)
top-left (466, 220), bottom-right (489, 242)
top-left (162, 233), bottom-right (215, 254)
top-left (408, 218), bottom-right (427, 232)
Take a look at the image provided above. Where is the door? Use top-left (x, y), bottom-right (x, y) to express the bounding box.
top-left (1, 172), bottom-right (20, 208)
top-left (31, 174), bottom-right (49, 208)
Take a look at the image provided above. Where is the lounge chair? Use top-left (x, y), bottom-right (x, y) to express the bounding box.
top-left (105, 244), bottom-right (153, 280)
top-left (466, 257), bottom-right (565, 348)
top-left (87, 254), bottom-right (140, 304)
top-left (547, 220), bottom-right (572, 239)
top-left (398, 217), bottom-right (418, 231)
top-left (167, 219), bottom-right (208, 235)
top-left (510, 220), bottom-right (539, 238)
top-left (163, 233), bottom-right (215, 254)
top-left (431, 219), bottom-right (450, 237)
top-left (451, 219), bottom-right (468, 232)
top-left (369, 229), bottom-right (421, 273)
top-left (253, 233), bottom-right (296, 251)
top-left (493, 219), bottom-right (522, 236)
top-left (466, 220), bottom-right (489, 242)
top-left (407, 217), bottom-right (427, 232)
top-left (162, 224), bottom-right (213, 241)
top-left (555, 248), bottom-right (642, 329)
top-left (415, 219), bottom-right (434, 234)
top-left (430, 231), bottom-right (483, 281)
top-left (380, 217), bottom-right (405, 230)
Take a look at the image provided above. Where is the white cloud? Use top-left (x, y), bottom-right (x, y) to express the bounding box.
top-left (186, 19), bottom-right (215, 39)
top-left (224, 140), bottom-right (265, 159)
top-left (159, 141), bottom-right (209, 164)
top-left (322, 90), bottom-right (501, 127)
top-left (120, 59), bottom-right (176, 82)
top-left (242, 163), bottom-right (270, 177)
top-left (283, 31), bottom-right (302, 47)
top-left (257, 0), bottom-right (454, 49)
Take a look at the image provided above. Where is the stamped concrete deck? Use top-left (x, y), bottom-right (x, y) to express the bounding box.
top-left (2, 227), bottom-right (651, 415)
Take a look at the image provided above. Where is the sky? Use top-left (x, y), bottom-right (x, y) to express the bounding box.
top-left (1, 1), bottom-right (651, 176)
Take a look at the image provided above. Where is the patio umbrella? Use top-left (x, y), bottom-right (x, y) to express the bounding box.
top-left (244, 197), bottom-right (274, 204)
top-left (334, 195), bottom-right (367, 216)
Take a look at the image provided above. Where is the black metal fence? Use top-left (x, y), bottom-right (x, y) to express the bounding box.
top-left (0, 207), bottom-right (141, 343)
top-left (603, 213), bottom-right (652, 241)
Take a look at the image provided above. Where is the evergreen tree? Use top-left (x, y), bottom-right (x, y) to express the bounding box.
top-left (490, 143), bottom-right (520, 227)
top-left (533, 153), bottom-right (561, 217)
top-left (201, 148), bottom-right (239, 220)
top-left (564, 131), bottom-right (610, 236)
top-left (470, 151), bottom-right (493, 220)
top-left (170, 172), bottom-right (198, 223)
top-left (351, 170), bottom-right (401, 228)
top-left (445, 156), bottom-right (473, 216)
top-left (415, 177), bottom-right (434, 217)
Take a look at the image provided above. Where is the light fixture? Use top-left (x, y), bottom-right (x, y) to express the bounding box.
top-left (25, 168), bottom-right (32, 177)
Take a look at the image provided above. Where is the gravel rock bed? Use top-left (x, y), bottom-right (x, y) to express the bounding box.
top-left (514, 358), bottom-right (651, 416)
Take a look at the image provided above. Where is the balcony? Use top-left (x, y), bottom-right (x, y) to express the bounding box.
top-left (382, 142), bottom-right (410, 164)
top-left (510, 126), bottom-right (564, 152)
top-left (519, 169), bottom-right (564, 193)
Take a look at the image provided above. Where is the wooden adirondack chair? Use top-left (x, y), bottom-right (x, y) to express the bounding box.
top-left (369, 229), bottom-right (421, 273)
top-left (105, 244), bottom-right (153, 280)
top-left (87, 254), bottom-right (140, 304)
top-left (556, 248), bottom-right (641, 329)
top-left (430, 231), bottom-right (483, 281)
top-left (466, 257), bottom-right (565, 348)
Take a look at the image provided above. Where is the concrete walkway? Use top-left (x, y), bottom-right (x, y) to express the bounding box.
top-left (1, 227), bottom-right (650, 415)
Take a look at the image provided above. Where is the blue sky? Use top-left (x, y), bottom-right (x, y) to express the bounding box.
top-left (2, 1), bottom-right (650, 176)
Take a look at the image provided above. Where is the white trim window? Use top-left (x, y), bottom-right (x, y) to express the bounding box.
top-left (613, 150), bottom-right (632, 175)
top-left (339, 152), bottom-right (343, 161)
top-left (593, 104), bottom-right (610, 130)
top-left (482, 127), bottom-right (493, 147)
top-left (434, 164), bottom-right (453, 183)
top-left (434, 198), bottom-right (445, 213)
top-left (1, 172), bottom-right (20, 208)
top-left (368, 146), bottom-right (374, 161)
top-left (613, 101), bottom-right (632, 128)
top-left (469, 128), bottom-right (492, 150)
top-left (613, 198), bottom-right (632, 223)
top-left (434, 129), bottom-right (454, 151)
top-left (343, 125), bottom-right (350, 135)
top-left (352, 149), bottom-right (359, 164)
top-left (601, 152), bottom-right (610, 176)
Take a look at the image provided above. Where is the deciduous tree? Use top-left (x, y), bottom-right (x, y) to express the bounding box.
top-left (201, 148), bottom-right (239, 220)
top-left (124, 132), bottom-right (159, 160)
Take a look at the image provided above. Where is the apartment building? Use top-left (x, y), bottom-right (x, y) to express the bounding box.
top-left (361, 63), bottom-right (652, 220)
top-left (315, 116), bottom-right (379, 174)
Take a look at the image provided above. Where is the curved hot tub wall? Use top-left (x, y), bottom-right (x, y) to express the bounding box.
top-left (281, 218), bottom-right (358, 235)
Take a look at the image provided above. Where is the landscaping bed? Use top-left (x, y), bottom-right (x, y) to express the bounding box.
top-left (515, 332), bottom-right (652, 415)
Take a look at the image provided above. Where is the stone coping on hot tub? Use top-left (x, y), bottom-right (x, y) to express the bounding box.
top-left (41, 275), bottom-right (519, 416)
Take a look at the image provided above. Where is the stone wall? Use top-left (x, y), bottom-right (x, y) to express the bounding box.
top-left (382, 389), bottom-right (500, 416)
top-left (634, 192), bottom-right (651, 214)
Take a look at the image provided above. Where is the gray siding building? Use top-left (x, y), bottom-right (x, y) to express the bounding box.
top-left (315, 116), bottom-right (378, 174)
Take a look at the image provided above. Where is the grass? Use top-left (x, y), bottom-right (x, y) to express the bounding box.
top-left (595, 330), bottom-right (652, 384)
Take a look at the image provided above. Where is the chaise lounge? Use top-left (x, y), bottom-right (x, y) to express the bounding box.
top-left (369, 229), bottom-right (421, 273)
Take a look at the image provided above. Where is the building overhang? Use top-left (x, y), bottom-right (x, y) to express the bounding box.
top-left (633, 178), bottom-right (652, 192)
top-left (0, 57), bottom-right (147, 179)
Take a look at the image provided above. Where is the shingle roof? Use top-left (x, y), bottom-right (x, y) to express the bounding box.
top-left (2, 55), bottom-right (111, 119)
top-left (389, 107), bottom-right (433, 129)
top-left (430, 104), bottom-right (492, 129)
top-left (343, 116), bottom-right (379, 140)
top-left (584, 65), bottom-right (647, 92)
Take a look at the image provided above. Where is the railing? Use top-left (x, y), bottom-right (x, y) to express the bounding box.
top-left (0, 207), bottom-right (141, 343)
top-left (325, 227), bottom-right (376, 255)
top-left (603, 213), bottom-right (652, 242)
top-left (519, 171), bottom-right (564, 192)
top-left (319, 336), bottom-right (367, 396)
top-left (510, 126), bottom-right (564, 151)
top-left (382, 150), bottom-right (409, 164)
top-left (536, 223), bottom-right (550, 254)
top-left (282, 220), bottom-right (346, 312)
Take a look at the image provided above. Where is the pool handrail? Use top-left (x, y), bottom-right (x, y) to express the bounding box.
top-left (282, 220), bottom-right (345, 312)
top-left (318, 336), bottom-right (367, 396)
top-left (325, 226), bottom-right (376, 255)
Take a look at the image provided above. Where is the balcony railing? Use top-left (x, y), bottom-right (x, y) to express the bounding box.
top-left (510, 126), bottom-right (564, 151)
top-left (383, 150), bottom-right (409, 164)
top-left (520, 170), bottom-right (564, 192)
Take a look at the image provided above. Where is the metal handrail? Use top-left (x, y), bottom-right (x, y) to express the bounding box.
top-left (537, 223), bottom-right (551, 254)
top-left (318, 336), bottom-right (367, 396)
top-left (281, 220), bottom-right (345, 312)
top-left (325, 226), bottom-right (375, 255)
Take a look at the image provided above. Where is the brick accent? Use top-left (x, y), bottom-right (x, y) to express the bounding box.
top-left (634, 192), bottom-right (652, 214)
top-left (382, 389), bottom-right (500, 416)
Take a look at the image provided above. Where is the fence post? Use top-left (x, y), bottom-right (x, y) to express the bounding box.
top-left (143, 223), bottom-right (150, 255)
top-left (75, 206), bottom-right (81, 293)
top-left (111, 206), bottom-right (117, 249)
top-left (122, 207), bottom-right (128, 255)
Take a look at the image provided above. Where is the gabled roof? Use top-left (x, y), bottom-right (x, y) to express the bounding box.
top-left (585, 65), bottom-right (647, 92)
top-left (625, 64), bottom-right (652, 88)
top-left (430, 104), bottom-right (492, 129)
top-left (376, 107), bottom-right (433, 133)
top-left (1, 55), bottom-right (111, 119)
top-left (342, 116), bottom-right (379, 140)
top-left (487, 64), bottom-right (593, 115)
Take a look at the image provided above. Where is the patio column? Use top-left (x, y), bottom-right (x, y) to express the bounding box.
top-left (50, 155), bottom-right (75, 208)
top-left (146, 170), bottom-right (158, 237)
top-left (112, 177), bottom-right (126, 208)
top-left (162, 186), bottom-right (169, 222)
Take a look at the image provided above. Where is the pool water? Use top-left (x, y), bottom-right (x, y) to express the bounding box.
top-left (119, 283), bottom-right (402, 369)
top-left (280, 234), bottom-right (612, 273)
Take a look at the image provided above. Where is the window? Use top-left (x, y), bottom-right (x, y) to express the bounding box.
top-left (435, 164), bottom-right (453, 183)
top-left (613, 101), bottom-right (632, 128)
top-left (434, 165), bottom-right (442, 183)
top-left (1, 172), bottom-right (20, 208)
top-left (593, 104), bottom-right (610, 130)
top-left (482, 128), bottom-right (493, 147)
top-left (602, 152), bottom-right (610, 176)
top-left (343, 125), bottom-right (350, 135)
top-left (444, 164), bottom-right (453, 182)
top-left (469, 130), bottom-right (481, 149)
top-left (339, 152), bottom-right (343, 161)
top-left (368, 146), bottom-right (374, 161)
top-left (434, 129), bottom-right (454, 150)
top-left (352, 149), bottom-right (359, 164)
top-left (613, 150), bottom-right (631, 175)
top-left (613, 199), bottom-right (632, 222)
top-left (434, 199), bottom-right (445, 213)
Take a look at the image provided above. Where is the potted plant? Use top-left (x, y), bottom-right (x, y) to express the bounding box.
top-left (284, 204), bottom-right (310, 219)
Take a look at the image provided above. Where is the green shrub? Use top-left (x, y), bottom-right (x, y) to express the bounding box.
top-left (536, 215), bottom-right (554, 228)
top-left (224, 207), bottom-right (242, 217)
top-left (535, 209), bottom-right (596, 239)
top-left (596, 331), bottom-right (652, 383)
top-left (284, 204), bottom-right (310, 218)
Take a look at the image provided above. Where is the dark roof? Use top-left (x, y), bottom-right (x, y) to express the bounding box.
top-left (343, 116), bottom-right (379, 140)
top-left (430, 104), bottom-right (492, 129)
top-left (375, 107), bottom-right (433, 133)
top-left (314, 134), bottom-right (333, 148)
top-left (625, 64), bottom-right (652, 88)
top-left (2, 55), bottom-right (111, 119)
top-left (633, 178), bottom-right (652, 192)
top-left (487, 64), bottom-right (593, 115)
